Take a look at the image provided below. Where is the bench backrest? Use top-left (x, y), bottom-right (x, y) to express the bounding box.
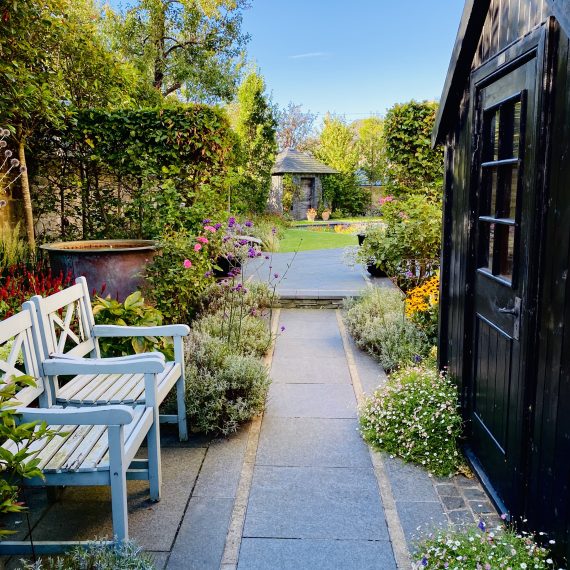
top-left (0, 306), bottom-right (46, 406)
top-left (30, 276), bottom-right (100, 360)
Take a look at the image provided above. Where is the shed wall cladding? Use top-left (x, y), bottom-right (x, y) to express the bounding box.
top-left (440, 0), bottom-right (570, 557)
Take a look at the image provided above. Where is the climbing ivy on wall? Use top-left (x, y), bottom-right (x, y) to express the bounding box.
top-left (31, 104), bottom-right (237, 239)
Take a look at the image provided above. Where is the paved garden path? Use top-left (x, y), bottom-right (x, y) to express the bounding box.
top-left (244, 248), bottom-right (391, 298)
top-left (234, 309), bottom-right (400, 569)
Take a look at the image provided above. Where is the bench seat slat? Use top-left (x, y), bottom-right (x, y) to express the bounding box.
top-left (56, 363), bottom-right (179, 407)
top-left (44, 425), bottom-right (93, 472)
top-left (62, 425), bottom-right (107, 471)
top-left (69, 374), bottom-right (114, 403)
top-left (37, 425), bottom-right (78, 470)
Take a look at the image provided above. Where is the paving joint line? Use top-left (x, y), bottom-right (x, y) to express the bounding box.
top-left (336, 310), bottom-right (412, 570)
top-left (220, 308), bottom-right (281, 570)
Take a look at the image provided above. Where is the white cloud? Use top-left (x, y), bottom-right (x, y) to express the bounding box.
top-left (288, 52), bottom-right (330, 60)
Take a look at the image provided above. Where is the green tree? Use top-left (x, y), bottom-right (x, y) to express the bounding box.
top-left (0, 0), bottom-right (70, 248)
top-left (314, 115), bottom-right (368, 215)
top-left (383, 100), bottom-right (444, 197)
top-left (355, 116), bottom-right (385, 185)
top-left (232, 71), bottom-right (277, 213)
top-left (108, 0), bottom-right (249, 101)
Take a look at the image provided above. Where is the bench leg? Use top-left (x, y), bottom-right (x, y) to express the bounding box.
top-left (109, 425), bottom-right (128, 542)
top-left (147, 414), bottom-right (162, 502)
top-left (176, 375), bottom-right (188, 442)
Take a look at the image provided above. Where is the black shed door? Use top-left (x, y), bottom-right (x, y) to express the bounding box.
top-left (469, 54), bottom-right (539, 511)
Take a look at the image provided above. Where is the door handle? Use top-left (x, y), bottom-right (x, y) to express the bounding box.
top-left (496, 297), bottom-right (521, 341)
top-left (498, 306), bottom-right (518, 316)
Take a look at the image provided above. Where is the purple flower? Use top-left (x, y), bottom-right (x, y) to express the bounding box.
top-left (239, 239), bottom-right (248, 246)
top-left (274, 273), bottom-right (279, 279)
top-left (203, 218), bottom-right (211, 224)
top-left (280, 325), bottom-right (286, 332)
top-left (413, 354), bottom-right (422, 363)
top-left (245, 220), bottom-right (253, 227)
top-left (265, 255), bottom-right (270, 260)
top-left (421, 557), bottom-right (428, 567)
top-left (478, 520), bottom-right (486, 532)
top-left (271, 227), bottom-right (277, 235)
top-left (247, 247), bottom-right (257, 258)
top-left (204, 270), bottom-right (213, 278)
top-left (228, 216), bottom-right (236, 228)
top-left (214, 222), bottom-right (222, 230)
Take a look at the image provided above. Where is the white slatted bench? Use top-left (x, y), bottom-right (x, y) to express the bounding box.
top-left (0, 307), bottom-right (164, 555)
top-left (28, 277), bottom-right (190, 441)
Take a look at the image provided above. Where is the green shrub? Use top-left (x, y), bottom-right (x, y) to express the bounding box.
top-left (92, 291), bottom-right (173, 360)
top-left (20, 539), bottom-right (155, 569)
top-left (203, 281), bottom-right (273, 317)
top-left (0, 222), bottom-right (32, 269)
top-left (344, 288), bottom-right (429, 371)
top-left (194, 310), bottom-right (271, 358)
top-left (414, 521), bottom-right (555, 569)
top-left (184, 331), bottom-right (271, 435)
top-left (383, 99), bottom-right (443, 198)
top-left (357, 195), bottom-right (441, 285)
top-left (360, 365), bottom-right (462, 476)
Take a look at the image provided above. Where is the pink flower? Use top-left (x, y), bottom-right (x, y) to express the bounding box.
top-left (379, 195), bottom-right (394, 206)
top-left (194, 243), bottom-right (202, 251)
top-left (204, 225), bottom-right (217, 233)
top-left (183, 259), bottom-right (192, 268)
top-left (197, 236), bottom-right (209, 244)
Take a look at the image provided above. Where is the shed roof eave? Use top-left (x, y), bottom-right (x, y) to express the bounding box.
top-left (432, 0), bottom-right (570, 148)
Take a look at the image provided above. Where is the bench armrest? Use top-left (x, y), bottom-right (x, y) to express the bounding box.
top-left (16, 405), bottom-right (134, 426)
top-left (42, 353), bottom-right (166, 375)
top-left (92, 324), bottom-right (190, 338)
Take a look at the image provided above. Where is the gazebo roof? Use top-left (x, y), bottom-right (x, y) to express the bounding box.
top-left (271, 148), bottom-right (338, 175)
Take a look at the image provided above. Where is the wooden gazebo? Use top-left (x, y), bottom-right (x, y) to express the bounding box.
top-left (269, 148), bottom-right (337, 220)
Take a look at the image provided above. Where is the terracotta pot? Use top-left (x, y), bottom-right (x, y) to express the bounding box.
top-left (41, 239), bottom-right (157, 301)
top-left (321, 211), bottom-right (331, 221)
top-left (306, 213), bottom-right (316, 222)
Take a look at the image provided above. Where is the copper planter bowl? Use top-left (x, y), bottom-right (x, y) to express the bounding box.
top-left (41, 240), bottom-right (158, 301)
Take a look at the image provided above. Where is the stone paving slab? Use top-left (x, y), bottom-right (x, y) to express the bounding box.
top-left (166, 497), bottom-right (234, 570)
top-left (272, 336), bottom-right (345, 360)
top-left (256, 417), bottom-right (370, 468)
top-left (237, 538), bottom-right (397, 570)
top-left (265, 383), bottom-right (357, 418)
top-left (24, 447), bottom-right (206, 552)
top-left (193, 426), bottom-right (250, 499)
top-left (243, 466), bottom-right (389, 541)
top-left (270, 355), bottom-right (351, 384)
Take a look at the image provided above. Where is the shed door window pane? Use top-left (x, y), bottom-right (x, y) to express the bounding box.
top-left (478, 92), bottom-right (525, 284)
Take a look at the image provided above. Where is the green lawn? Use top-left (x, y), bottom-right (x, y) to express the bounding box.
top-left (293, 216), bottom-right (383, 226)
top-left (278, 229), bottom-right (358, 252)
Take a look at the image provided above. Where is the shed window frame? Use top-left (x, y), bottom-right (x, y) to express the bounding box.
top-left (477, 89), bottom-right (527, 287)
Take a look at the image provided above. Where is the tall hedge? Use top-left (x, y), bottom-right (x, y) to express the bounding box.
top-left (383, 100), bottom-right (443, 197)
top-left (31, 104), bottom-right (237, 239)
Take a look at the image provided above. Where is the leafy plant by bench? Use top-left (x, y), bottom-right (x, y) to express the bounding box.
top-left (0, 375), bottom-right (60, 535)
top-left (20, 539), bottom-right (155, 569)
top-left (92, 291), bottom-right (173, 360)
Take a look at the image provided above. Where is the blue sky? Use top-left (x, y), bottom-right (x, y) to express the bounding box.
top-left (108, 1), bottom-right (465, 119)
top-left (242, 1), bottom-right (465, 119)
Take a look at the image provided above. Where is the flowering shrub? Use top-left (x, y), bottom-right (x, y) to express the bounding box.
top-left (0, 260), bottom-right (72, 320)
top-left (21, 539), bottom-right (155, 569)
top-left (344, 288), bottom-right (430, 371)
top-left (92, 291), bottom-right (173, 360)
top-left (405, 275), bottom-right (440, 345)
top-left (360, 365), bottom-right (462, 476)
top-left (184, 331), bottom-right (271, 435)
top-left (414, 521), bottom-right (555, 569)
top-left (144, 230), bottom-right (221, 324)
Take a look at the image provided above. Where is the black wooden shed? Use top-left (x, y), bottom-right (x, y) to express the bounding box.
top-left (434, 0), bottom-right (570, 558)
